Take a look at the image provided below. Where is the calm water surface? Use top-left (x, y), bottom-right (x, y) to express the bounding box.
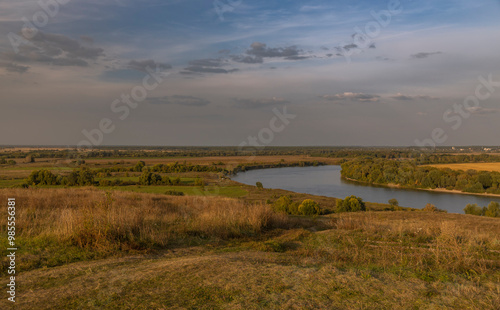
top-left (232, 165), bottom-right (500, 214)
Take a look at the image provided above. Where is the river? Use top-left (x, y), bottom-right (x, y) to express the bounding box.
top-left (231, 165), bottom-right (500, 214)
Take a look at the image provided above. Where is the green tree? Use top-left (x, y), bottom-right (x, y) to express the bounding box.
top-left (388, 198), bottom-right (399, 207)
top-left (256, 181), bottom-right (263, 189)
top-left (336, 195), bottom-right (366, 213)
top-left (485, 201), bottom-right (500, 218)
top-left (464, 203), bottom-right (485, 216)
top-left (134, 161), bottom-right (146, 172)
top-left (298, 199), bottom-right (321, 215)
top-left (272, 196), bottom-right (292, 213)
top-left (478, 173), bottom-right (493, 189)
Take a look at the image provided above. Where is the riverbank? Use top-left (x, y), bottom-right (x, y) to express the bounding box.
top-left (343, 177), bottom-right (500, 199)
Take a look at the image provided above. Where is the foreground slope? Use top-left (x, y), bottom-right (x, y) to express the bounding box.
top-left (1, 189), bottom-right (499, 309)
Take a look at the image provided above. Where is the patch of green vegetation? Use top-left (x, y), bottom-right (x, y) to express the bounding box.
top-left (0, 179), bottom-right (25, 188)
top-left (99, 185), bottom-right (248, 198)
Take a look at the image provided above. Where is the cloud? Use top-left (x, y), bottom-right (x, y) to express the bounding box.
top-left (285, 55), bottom-right (310, 60)
top-left (128, 59), bottom-right (172, 72)
top-left (233, 97), bottom-right (290, 108)
top-left (146, 95), bottom-right (210, 107)
top-left (183, 67), bottom-right (238, 74)
top-left (188, 58), bottom-right (225, 67)
top-left (466, 107), bottom-right (499, 115)
top-left (183, 57), bottom-right (238, 74)
top-left (342, 43), bottom-right (358, 51)
top-left (80, 35), bottom-right (94, 44)
top-left (247, 42), bottom-right (301, 58)
top-left (411, 52), bottom-right (442, 59)
top-left (231, 55), bottom-right (263, 64)
top-left (30, 32), bottom-right (104, 59)
top-left (0, 62), bottom-right (29, 73)
top-left (1, 31), bottom-right (105, 68)
top-left (320, 92), bottom-right (380, 102)
top-left (390, 93), bottom-right (438, 101)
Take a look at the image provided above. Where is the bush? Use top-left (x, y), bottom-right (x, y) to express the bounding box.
top-left (421, 203), bottom-right (446, 213)
top-left (485, 201), bottom-right (500, 218)
top-left (298, 199), bottom-right (321, 215)
top-left (388, 198), bottom-right (399, 207)
top-left (272, 196), bottom-right (293, 214)
top-left (464, 203), bottom-right (485, 216)
top-left (256, 181), bottom-right (263, 189)
top-left (164, 190), bottom-right (185, 196)
top-left (336, 195), bottom-right (366, 213)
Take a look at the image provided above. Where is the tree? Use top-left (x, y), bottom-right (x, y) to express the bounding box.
top-left (256, 181), bottom-right (263, 189)
top-left (336, 195), bottom-right (366, 213)
top-left (134, 161), bottom-right (146, 172)
top-left (464, 203), bottom-right (485, 216)
top-left (478, 173), bottom-right (493, 189)
top-left (422, 203), bottom-right (438, 212)
top-left (485, 201), bottom-right (500, 218)
top-left (273, 196), bottom-right (292, 213)
top-left (388, 198), bottom-right (399, 207)
top-left (298, 199), bottom-right (321, 215)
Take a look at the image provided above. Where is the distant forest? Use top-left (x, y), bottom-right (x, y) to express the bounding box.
top-left (341, 158), bottom-right (500, 195)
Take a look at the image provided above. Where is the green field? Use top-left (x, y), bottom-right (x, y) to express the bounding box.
top-left (100, 185), bottom-right (248, 198)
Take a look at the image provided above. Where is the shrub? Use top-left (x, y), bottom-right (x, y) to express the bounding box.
top-left (298, 199), bottom-right (321, 215)
top-left (464, 203), bottom-right (485, 216)
top-left (256, 181), bottom-right (263, 189)
top-left (164, 190), bottom-right (185, 196)
top-left (272, 196), bottom-right (293, 214)
top-left (485, 201), bottom-right (500, 218)
top-left (336, 195), bottom-right (366, 213)
top-left (422, 203), bottom-right (446, 213)
top-left (388, 198), bottom-right (399, 207)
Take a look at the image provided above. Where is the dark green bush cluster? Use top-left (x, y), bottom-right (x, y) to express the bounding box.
top-left (0, 158), bottom-right (16, 165)
top-left (139, 171), bottom-right (182, 186)
top-left (164, 190), bottom-right (185, 196)
top-left (336, 195), bottom-right (366, 213)
top-left (26, 168), bottom-right (95, 186)
top-left (272, 196), bottom-right (321, 215)
top-left (464, 202), bottom-right (500, 217)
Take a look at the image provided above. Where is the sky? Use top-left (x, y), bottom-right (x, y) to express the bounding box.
top-left (1, 0), bottom-right (500, 147)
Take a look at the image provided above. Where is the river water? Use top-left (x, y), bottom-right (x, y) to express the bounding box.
top-left (232, 165), bottom-right (500, 214)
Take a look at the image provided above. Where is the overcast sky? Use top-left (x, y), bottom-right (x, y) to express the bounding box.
top-left (1, 0), bottom-right (500, 146)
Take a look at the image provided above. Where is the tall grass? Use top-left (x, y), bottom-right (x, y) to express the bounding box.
top-left (310, 212), bottom-right (500, 277)
top-left (0, 188), bottom-right (291, 271)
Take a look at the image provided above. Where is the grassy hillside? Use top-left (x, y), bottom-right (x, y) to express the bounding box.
top-left (1, 188), bottom-right (500, 309)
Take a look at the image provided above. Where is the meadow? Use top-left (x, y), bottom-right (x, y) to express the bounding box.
top-left (1, 188), bottom-right (499, 309)
top-left (1, 148), bottom-right (500, 308)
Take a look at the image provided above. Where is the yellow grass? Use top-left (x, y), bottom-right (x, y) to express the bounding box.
top-left (427, 162), bottom-right (500, 172)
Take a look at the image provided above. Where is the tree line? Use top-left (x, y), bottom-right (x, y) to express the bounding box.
top-left (341, 158), bottom-right (500, 194)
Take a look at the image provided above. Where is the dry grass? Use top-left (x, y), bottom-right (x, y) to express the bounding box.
top-left (0, 188), bottom-right (292, 272)
top-left (1, 189), bottom-right (499, 308)
top-left (309, 212), bottom-right (500, 276)
top-left (428, 162), bottom-right (500, 172)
